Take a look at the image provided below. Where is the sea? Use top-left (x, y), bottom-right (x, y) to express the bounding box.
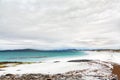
top-left (0, 51), bottom-right (86, 62)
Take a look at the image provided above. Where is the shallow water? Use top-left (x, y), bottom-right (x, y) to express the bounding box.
top-left (0, 51), bottom-right (86, 62)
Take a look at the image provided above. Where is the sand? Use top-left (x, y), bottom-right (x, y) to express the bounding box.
top-left (112, 64), bottom-right (120, 80)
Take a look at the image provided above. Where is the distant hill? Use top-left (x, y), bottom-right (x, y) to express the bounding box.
top-left (0, 49), bottom-right (120, 52)
top-left (0, 49), bottom-right (78, 52)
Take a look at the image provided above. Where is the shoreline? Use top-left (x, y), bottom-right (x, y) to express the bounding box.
top-left (0, 51), bottom-right (120, 80)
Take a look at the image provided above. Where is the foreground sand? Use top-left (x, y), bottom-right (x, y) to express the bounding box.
top-left (0, 60), bottom-right (119, 80)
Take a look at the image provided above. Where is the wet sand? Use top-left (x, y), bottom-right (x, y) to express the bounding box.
top-left (112, 64), bottom-right (120, 80)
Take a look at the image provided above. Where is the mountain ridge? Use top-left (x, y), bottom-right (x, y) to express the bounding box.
top-left (0, 48), bottom-right (120, 52)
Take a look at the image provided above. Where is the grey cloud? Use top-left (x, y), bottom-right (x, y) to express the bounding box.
top-left (0, 0), bottom-right (120, 50)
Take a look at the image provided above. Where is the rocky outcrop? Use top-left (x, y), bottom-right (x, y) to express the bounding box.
top-left (0, 72), bottom-right (118, 80)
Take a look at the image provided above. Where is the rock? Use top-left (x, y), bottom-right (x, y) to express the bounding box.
top-left (0, 73), bottom-right (118, 80)
top-left (54, 61), bottom-right (60, 63)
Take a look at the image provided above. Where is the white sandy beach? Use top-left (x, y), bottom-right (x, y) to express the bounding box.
top-left (0, 51), bottom-right (120, 75)
top-left (46, 51), bottom-right (120, 64)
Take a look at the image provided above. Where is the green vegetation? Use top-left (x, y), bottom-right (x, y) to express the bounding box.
top-left (0, 62), bottom-right (34, 68)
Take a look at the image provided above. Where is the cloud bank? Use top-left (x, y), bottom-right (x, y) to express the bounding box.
top-left (0, 0), bottom-right (120, 50)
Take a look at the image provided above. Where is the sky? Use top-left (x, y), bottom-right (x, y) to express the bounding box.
top-left (0, 0), bottom-right (120, 50)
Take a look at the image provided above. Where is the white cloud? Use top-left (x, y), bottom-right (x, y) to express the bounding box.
top-left (0, 0), bottom-right (120, 50)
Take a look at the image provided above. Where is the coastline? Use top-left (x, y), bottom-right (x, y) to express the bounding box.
top-left (0, 51), bottom-right (120, 80)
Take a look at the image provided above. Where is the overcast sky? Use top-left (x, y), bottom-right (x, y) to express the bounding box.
top-left (0, 0), bottom-right (120, 50)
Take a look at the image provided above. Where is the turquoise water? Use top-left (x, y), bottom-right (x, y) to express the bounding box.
top-left (0, 51), bottom-right (86, 62)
